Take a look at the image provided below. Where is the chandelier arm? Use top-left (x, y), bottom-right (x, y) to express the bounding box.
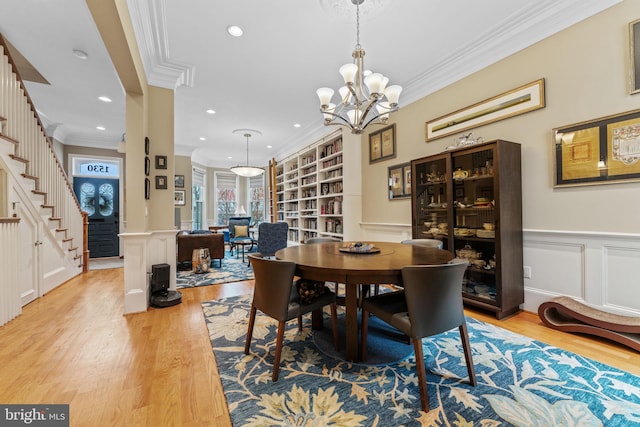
top-left (320, 109), bottom-right (357, 127)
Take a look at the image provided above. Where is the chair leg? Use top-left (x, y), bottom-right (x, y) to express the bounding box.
top-left (244, 306), bottom-right (257, 354)
top-left (273, 321), bottom-right (286, 381)
top-left (459, 323), bottom-right (477, 386)
top-left (330, 303), bottom-right (339, 351)
top-left (360, 308), bottom-right (369, 362)
top-left (297, 315), bottom-right (303, 331)
top-left (413, 338), bottom-right (430, 412)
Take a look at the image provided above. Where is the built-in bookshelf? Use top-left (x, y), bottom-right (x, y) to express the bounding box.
top-left (273, 134), bottom-right (344, 244)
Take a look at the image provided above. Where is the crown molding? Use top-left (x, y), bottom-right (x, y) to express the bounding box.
top-left (126, 0), bottom-right (195, 90)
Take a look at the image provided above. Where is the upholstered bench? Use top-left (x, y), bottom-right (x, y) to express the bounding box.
top-left (538, 296), bottom-right (640, 352)
top-left (176, 230), bottom-right (225, 269)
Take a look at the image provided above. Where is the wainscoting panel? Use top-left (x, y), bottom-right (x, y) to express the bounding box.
top-left (524, 230), bottom-right (640, 317)
top-left (524, 240), bottom-right (585, 298)
top-left (603, 246), bottom-right (640, 313)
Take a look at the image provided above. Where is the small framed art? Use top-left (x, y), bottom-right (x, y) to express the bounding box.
top-left (144, 156), bottom-right (150, 176)
top-left (155, 175), bottom-right (167, 190)
top-left (145, 137), bottom-right (150, 155)
top-left (144, 178), bottom-right (150, 200)
top-left (174, 190), bottom-right (186, 206)
top-left (174, 174), bottom-right (184, 188)
top-left (388, 162), bottom-right (410, 199)
top-left (155, 155), bottom-right (167, 169)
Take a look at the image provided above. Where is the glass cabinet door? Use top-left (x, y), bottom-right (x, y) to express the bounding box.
top-left (451, 146), bottom-right (497, 304)
top-left (411, 153), bottom-right (450, 250)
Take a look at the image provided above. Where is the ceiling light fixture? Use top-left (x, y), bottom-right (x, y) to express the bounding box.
top-left (230, 129), bottom-right (264, 177)
top-left (206, 109), bottom-right (216, 114)
top-left (98, 96), bottom-right (112, 103)
top-left (316, 0), bottom-right (402, 134)
top-left (227, 25), bottom-right (243, 37)
top-left (73, 49), bottom-right (88, 60)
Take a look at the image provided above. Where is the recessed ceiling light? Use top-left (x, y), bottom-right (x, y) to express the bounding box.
top-left (73, 49), bottom-right (88, 59)
top-left (96, 126), bottom-right (105, 131)
top-left (293, 123), bottom-right (301, 128)
top-left (199, 137), bottom-right (206, 141)
top-left (98, 96), bottom-right (112, 103)
top-left (206, 109), bottom-right (216, 114)
top-left (267, 145), bottom-right (273, 149)
top-left (227, 156), bottom-right (233, 159)
top-left (227, 25), bottom-right (243, 37)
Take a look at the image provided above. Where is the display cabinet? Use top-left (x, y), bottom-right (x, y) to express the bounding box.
top-left (411, 139), bottom-right (523, 319)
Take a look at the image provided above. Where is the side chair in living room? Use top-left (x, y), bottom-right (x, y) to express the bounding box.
top-left (360, 261), bottom-right (476, 412)
top-left (245, 253), bottom-right (339, 381)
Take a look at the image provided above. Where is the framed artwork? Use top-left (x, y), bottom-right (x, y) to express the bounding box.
top-left (388, 162), bottom-right (410, 199)
top-left (144, 178), bottom-right (150, 200)
top-left (630, 19), bottom-right (640, 95)
top-left (155, 175), bottom-right (167, 190)
top-left (174, 190), bottom-right (186, 206)
top-left (425, 79), bottom-right (545, 142)
top-left (155, 155), bottom-right (167, 169)
top-left (553, 108), bottom-right (640, 187)
top-left (144, 156), bottom-right (150, 176)
top-left (144, 136), bottom-right (150, 155)
top-left (174, 174), bottom-right (185, 188)
top-left (369, 124), bottom-right (396, 163)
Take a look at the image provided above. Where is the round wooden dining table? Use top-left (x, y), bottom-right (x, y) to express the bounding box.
top-left (275, 241), bottom-right (454, 361)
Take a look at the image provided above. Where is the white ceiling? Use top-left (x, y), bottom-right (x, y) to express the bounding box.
top-left (0, 0), bottom-right (620, 169)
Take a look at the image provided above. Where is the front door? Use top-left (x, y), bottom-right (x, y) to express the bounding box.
top-left (73, 177), bottom-right (119, 258)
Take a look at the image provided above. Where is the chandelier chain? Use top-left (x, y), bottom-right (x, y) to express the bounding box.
top-left (355, 0), bottom-right (361, 49)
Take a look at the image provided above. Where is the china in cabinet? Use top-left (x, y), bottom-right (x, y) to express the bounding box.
top-left (411, 139), bottom-right (523, 319)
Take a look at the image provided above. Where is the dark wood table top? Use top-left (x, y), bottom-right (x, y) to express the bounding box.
top-left (275, 241), bottom-right (454, 284)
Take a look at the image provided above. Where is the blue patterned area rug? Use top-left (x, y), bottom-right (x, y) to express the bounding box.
top-left (202, 294), bottom-right (640, 426)
top-left (176, 252), bottom-right (254, 289)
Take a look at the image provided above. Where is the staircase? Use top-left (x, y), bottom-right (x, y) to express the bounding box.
top-left (0, 36), bottom-right (86, 326)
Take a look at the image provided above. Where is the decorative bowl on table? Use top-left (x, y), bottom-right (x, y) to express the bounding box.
top-left (339, 242), bottom-right (380, 254)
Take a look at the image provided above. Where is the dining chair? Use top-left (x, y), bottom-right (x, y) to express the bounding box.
top-left (245, 253), bottom-right (339, 381)
top-left (360, 261), bottom-right (476, 412)
top-left (400, 238), bottom-right (444, 249)
top-left (256, 221), bottom-right (289, 258)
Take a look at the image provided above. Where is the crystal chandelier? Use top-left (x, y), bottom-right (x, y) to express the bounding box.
top-left (316, 0), bottom-right (402, 134)
top-left (230, 129), bottom-right (264, 177)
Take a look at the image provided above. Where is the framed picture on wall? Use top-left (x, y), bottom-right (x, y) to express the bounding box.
top-left (144, 178), bottom-right (150, 200)
top-left (174, 174), bottom-right (184, 188)
top-left (174, 190), bottom-right (186, 206)
top-left (388, 162), bottom-right (410, 199)
top-left (630, 18), bottom-right (640, 95)
top-left (144, 156), bottom-right (150, 176)
top-left (369, 124), bottom-right (396, 163)
top-left (145, 136), bottom-right (150, 155)
top-left (155, 175), bottom-right (167, 190)
top-left (155, 155), bottom-right (167, 169)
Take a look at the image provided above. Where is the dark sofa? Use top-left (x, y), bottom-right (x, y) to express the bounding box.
top-left (176, 230), bottom-right (225, 269)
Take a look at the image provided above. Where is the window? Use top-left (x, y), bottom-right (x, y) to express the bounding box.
top-left (249, 174), bottom-right (265, 225)
top-left (192, 167), bottom-right (206, 230)
top-left (215, 171), bottom-right (238, 225)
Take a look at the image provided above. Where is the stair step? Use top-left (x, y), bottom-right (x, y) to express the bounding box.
top-left (49, 217), bottom-right (61, 222)
top-left (32, 190), bottom-right (46, 196)
top-left (9, 154), bottom-right (28, 164)
top-left (41, 204), bottom-right (55, 211)
top-left (68, 247), bottom-right (78, 252)
top-left (55, 228), bottom-right (67, 233)
top-left (0, 133), bottom-right (19, 145)
top-left (21, 173), bottom-right (38, 182)
top-left (62, 238), bottom-right (73, 243)
top-left (74, 255), bottom-right (82, 260)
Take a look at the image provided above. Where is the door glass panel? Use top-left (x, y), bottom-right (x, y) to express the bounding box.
top-left (80, 183), bottom-right (95, 216)
top-left (99, 183), bottom-right (114, 216)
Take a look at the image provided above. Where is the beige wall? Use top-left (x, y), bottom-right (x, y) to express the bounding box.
top-left (361, 0), bottom-right (640, 233)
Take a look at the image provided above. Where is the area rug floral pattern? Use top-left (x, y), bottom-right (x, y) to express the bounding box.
top-left (202, 294), bottom-right (640, 426)
top-left (176, 253), bottom-right (254, 289)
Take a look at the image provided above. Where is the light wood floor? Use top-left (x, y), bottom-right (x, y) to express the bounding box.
top-left (0, 268), bottom-right (638, 426)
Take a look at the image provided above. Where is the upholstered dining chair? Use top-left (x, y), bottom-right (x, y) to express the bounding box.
top-left (245, 253), bottom-right (339, 381)
top-left (400, 238), bottom-right (444, 249)
top-left (256, 221), bottom-right (289, 258)
top-left (305, 236), bottom-right (342, 296)
top-left (360, 261), bottom-right (476, 412)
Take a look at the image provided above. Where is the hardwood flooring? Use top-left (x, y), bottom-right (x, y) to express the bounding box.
top-left (0, 268), bottom-right (638, 426)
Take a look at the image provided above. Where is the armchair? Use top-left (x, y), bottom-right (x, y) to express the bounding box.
top-left (228, 216), bottom-right (253, 255)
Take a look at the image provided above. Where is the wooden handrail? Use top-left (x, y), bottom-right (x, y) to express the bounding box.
top-left (0, 33), bottom-right (81, 211)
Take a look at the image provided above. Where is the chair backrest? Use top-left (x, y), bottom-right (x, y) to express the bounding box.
top-left (257, 222), bottom-right (289, 256)
top-left (401, 261), bottom-right (468, 339)
top-left (248, 253), bottom-right (297, 321)
top-left (305, 237), bottom-right (341, 244)
top-left (401, 238), bottom-right (443, 249)
top-left (228, 217), bottom-right (251, 238)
